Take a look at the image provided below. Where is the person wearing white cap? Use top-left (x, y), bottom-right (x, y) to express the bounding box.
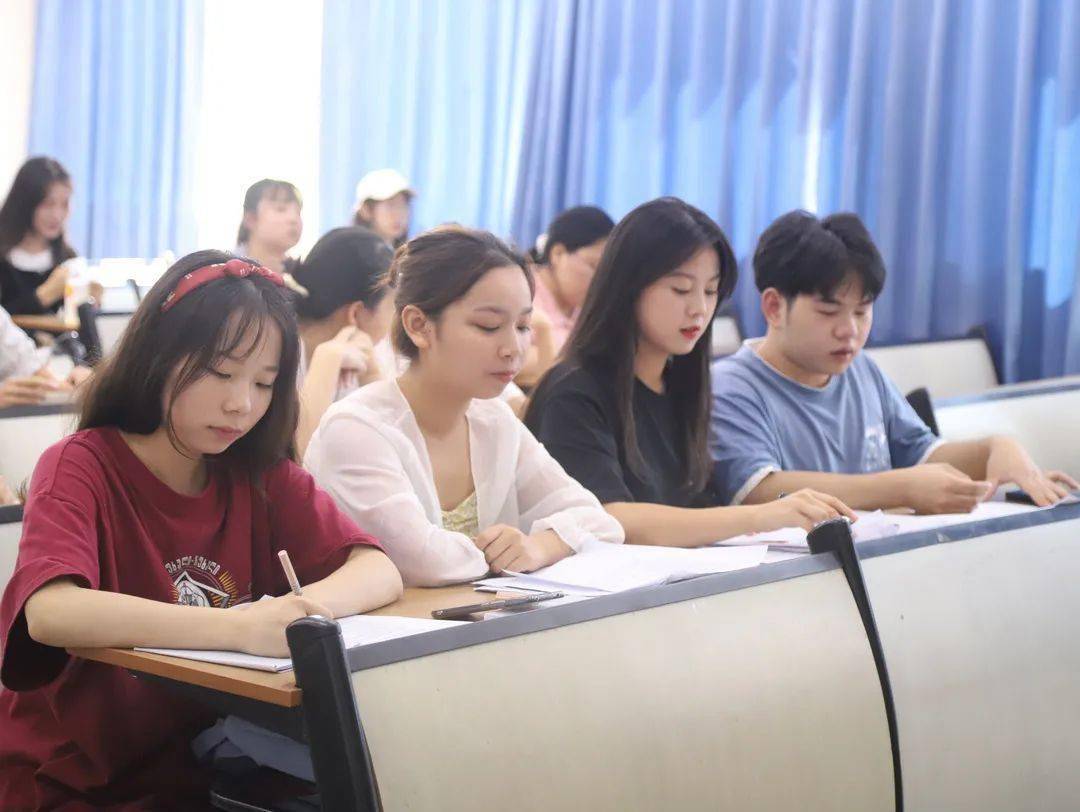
top-left (352, 169), bottom-right (415, 248)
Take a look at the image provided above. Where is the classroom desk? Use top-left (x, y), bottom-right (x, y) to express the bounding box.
top-left (73, 561), bottom-right (895, 811)
top-left (68, 503), bottom-right (1080, 811)
top-left (70, 584), bottom-right (484, 710)
top-left (858, 503), bottom-right (1080, 811)
top-left (11, 313), bottom-right (78, 333)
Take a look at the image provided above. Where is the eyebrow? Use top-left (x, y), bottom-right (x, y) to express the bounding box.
top-left (816, 296), bottom-right (872, 306)
top-left (669, 271), bottom-right (722, 282)
top-left (472, 305), bottom-right (534, 316)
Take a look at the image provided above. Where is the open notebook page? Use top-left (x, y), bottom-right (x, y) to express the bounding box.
top-left (136, 613), bottom-right (468, 673)
top-left (475, 540), bottom-right (768, 596)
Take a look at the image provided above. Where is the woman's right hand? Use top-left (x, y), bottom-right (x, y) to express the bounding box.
top-left (231, 594), bottom-right (333, 658)
top-left (751, 488), bottom-right (856, 532)
top-left (318, 326), bottom-right (379, 384)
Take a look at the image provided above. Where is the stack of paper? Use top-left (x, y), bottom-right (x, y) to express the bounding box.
top-left (137, 614), bottom-right (467, 672)
top-left (714, 494), bottom-right (1054, 551)
top-left (474, 540), bottom-right (768, 596)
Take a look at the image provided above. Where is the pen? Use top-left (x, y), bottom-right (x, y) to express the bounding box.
top-left (278, 550), bottom-right (303, 597)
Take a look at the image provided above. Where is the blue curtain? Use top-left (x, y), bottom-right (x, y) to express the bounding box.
top-left (322, 0), bottom-right (1080, 382)
top-left (28, 0), bottom-right (204, 261)
top-left (320, 0), bottom-right (560, 243)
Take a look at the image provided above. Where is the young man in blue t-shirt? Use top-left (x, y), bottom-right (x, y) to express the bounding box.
top-left (710, 210), bottom-right (1077, 512)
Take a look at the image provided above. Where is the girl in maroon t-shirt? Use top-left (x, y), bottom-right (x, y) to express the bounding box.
top-left (0, 250), bottom-right (403, 810)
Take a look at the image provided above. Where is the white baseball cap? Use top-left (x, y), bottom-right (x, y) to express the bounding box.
top-left (353, 169), bottom-right (415, 211)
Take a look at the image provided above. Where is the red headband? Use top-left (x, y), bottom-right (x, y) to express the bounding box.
top-left (161, 258), bottom-right (285, 312)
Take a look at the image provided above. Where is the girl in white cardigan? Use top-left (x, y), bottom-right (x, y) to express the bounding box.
top-left (304, 226), bottom-right (624, 586)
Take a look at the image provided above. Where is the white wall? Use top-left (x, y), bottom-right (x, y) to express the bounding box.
top-left (0, 0), bottom-right (37, 193)
top-left (194, 0), bottom-right (324, 256)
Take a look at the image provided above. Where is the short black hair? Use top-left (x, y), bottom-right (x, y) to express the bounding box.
top-left (539, 205), bottom-right (615, 262)
top-left (753, 210), bottom-right (885, 301)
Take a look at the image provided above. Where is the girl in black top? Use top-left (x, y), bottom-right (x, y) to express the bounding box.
top-left (0, 157), bottom-right (77, 321)
top-left (526, 197), bottom-right (854, 546)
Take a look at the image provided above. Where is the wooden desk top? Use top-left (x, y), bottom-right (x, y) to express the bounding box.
top-left (69, 584), bottom-right (486, 709)
top-left (13, 314), bottom-right (78, 333)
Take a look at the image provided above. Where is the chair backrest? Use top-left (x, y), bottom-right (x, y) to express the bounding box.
top-left (905, 387), bottom-right (939, 435)
top-left (0, 405), bottom-right (77, 491)
top-left (934, 382), bottom-right (1080, 478)
top-left (0, 506), bottom-right (23, 596)
top-left (346, 567), bottom-right (894, 810)
top-left (865, 335), bottom-right (999, 399)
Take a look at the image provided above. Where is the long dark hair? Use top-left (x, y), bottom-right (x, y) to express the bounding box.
top-left (79, 249), bottom-right (301, 478)
top-left (389, 225), bottom-right (533, 360)
top-left (0, 156), bottom-right (77, 261)
top-left (236, 179), bottom-right (302, 245)
top-left (292, 226), bottom-right (394, 322)
top-left (528, 197), bottom-right (737, 493)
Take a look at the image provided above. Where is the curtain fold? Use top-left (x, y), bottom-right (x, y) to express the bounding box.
top-left (320, 0), bottom-right (559, 242)
top-left (321, 0), bottom-right (1079, 380)
top-left (28, 0), bottom-right (204, 260)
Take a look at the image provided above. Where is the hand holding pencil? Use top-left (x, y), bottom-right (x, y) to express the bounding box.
top-left (227, 551), bottom-right (332, 658)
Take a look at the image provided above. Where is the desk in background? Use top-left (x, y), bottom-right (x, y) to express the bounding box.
top-left (0, 402), bottom-right (76, 489)
top-left (934, 379), bottom-right (1080, 479)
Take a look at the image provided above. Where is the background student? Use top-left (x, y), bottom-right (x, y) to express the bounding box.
top-left (235, 178), bottom-right (304, 274)
top-left (352, 168), bottom-right (414, 248)
top-left (0, 250), bottom-right (401, 809)
top-left (292, 225), bottom-right (397, 457)
top-left (0, 157), bottom-right (81, 326)
top-left (305, 226), bottom-right (624, 587)
top-left (526, 197), bottom-right (854, 547)
top-left (515, 205), bottom-right (615, 389)
top-left (710, 210), bottom-right (1078, 511)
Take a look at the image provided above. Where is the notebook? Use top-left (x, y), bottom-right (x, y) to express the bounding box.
top-left (474, 540), bottom-right (768, 597)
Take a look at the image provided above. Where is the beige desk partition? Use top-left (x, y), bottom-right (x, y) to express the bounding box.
top-left (866, 338), bottom-right (999, 400)
top-left (934, 385), bottom-right (1080, 479)
top-left (862, 518), bottom-right (1080, 811)
top-left (0, 408), bottom-right (76, 489)
top-left (0, 517), bottom-right (21, 595)
top-left (351, 568), bottom-right (894, 811)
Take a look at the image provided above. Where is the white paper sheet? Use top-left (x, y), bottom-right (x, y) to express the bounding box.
top-left (137, 613), bottom-right (467, 672)
top-left (474, 540), bottom-right (768, 596)
top-left (712, 493), bottom-right (1060, 551)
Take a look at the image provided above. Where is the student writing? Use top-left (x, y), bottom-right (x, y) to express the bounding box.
top-left (0, 250), bottom-right (402, 809)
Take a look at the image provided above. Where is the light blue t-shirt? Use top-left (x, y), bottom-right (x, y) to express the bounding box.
top-left (709, 343), bottom-right (941, 504)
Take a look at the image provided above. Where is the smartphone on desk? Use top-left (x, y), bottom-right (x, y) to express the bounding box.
top-left (1004, 489), bottom-right (1080, 506)
top-left (432, 591), bottom-right (564, 621)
